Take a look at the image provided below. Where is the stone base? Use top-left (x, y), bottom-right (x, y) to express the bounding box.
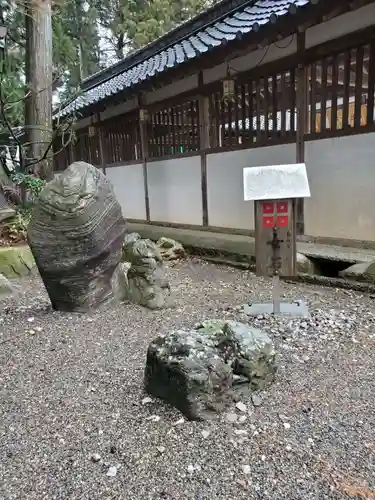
top-left (243, 300), bottom-right (309, 317)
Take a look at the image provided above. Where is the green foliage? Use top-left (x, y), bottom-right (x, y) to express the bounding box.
top-left (0, 173), bottom-right (45, 244)
top-left (0, 0), bottom-right (217, 136)
top-left (95, 0), bottom-right (217, 59)
top-left (11, 172), bottom-right (46, 201)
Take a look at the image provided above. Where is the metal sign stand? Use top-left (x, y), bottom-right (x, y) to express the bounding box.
top-left (269, 227), bottom-right (282, 314)
top-left (242, 163), bottom-right (311, 318)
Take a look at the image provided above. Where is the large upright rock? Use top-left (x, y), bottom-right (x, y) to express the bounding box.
top-left (27, 162), bottom-right (127, 312)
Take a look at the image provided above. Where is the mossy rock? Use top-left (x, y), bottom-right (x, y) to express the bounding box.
top-left (0, 246), bottom-right (36, 278)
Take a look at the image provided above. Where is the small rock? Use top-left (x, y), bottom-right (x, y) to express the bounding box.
top-left (238, 415), bottom-right (247, 424)
top-left (106, 466), bottom-right (117, 477)
top-left (251, 394), bottom-right (262, 407)
top-left (187, 463), bottom-right (201, 474)
top-left (156, 446), bottom-right (166, 454)
top-left (234, 429), bottom-right (248, 436)
top-left (283, 422), bottom-right (291, 430)
top-left (242, 464), bottom-right (251, 475)
top-left (236, 402), bottom-right (247, 412)
top-left (226, 413), bottom-right (238, 423)
top-left (201, 430), bottom-right (211, 439)
top-left (91, 453), bottom-right (101, 463)
top-left (141, 397), bottom-right (153, 405)
top-left (146, 415), bottom-right (161, 422)
top-left (27, 317), bottom-right (35, 323)
top-left (173, 418), bottom-right (185, 426)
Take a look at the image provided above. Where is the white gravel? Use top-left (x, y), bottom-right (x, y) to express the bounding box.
top-left (1, 258), bottom-right (375, 499)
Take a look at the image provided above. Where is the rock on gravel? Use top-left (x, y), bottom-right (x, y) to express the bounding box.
top-left (27, 162), bottom-right (126, 312)
top-left (0, 261), bottom-right (375, 499)
top-left (144, 319), bottom-right (276, 420)
top-left (155, 237), bottom-right (186, 261)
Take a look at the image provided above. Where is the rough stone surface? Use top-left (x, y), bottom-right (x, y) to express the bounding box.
top-left (144, 319), bottom-right (276, 420)
top-left (0, 246), bottom-right (35, 278)
top-left (339, 260), bottom-right (375, 282)
top-left (0, 272), bottom-right (15, 298)
top-left (27, 162), bottom-right (127, 312)
top-left (122, 232), bottom-right (172, 309)
top-left (156, 237), bottom-right (186, 261)
top-left (296, 253), bottom-right (317, 274)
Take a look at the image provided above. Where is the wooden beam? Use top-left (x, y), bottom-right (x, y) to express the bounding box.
top-left (367, 39), bottom-right (375, 125)
top-left (96, 112), bottom-right (106, 174)
top-left (138, 95), bottom-right (150, 222)
top-left (198, 72), bottom-right (209, 226)
top-left (296, 31), bottom-right (306, 235)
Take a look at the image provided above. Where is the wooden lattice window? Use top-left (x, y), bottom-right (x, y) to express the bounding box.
top-left (147, 99), bottom-right (200, 158)
top-left (208, 68), bottom-right (297, 149)
top-left (307, 41), bottom-right (375, 136)
top-left (101, 112), bottom-right (141, 165)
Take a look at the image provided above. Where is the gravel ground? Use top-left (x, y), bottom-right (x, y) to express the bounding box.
top-left (0, 259), bottom-right (375, 500)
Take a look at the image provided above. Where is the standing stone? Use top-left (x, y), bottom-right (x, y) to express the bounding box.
top-left (144, 319), bottom-right (276, 420)
top-left (122, 232), bottom-right (172, 309)
top-left (27, 162), bottom-right (127, 312)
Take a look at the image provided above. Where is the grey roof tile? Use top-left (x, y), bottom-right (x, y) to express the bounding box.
top-left (58, 0), bottom-right (314, 117)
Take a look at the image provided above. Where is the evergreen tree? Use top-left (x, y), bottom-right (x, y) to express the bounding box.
top-left (95, 0), bottom-right (216, 61)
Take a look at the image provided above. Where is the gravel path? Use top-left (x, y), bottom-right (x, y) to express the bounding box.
top-left (0, 259), bottom-right (375, 500)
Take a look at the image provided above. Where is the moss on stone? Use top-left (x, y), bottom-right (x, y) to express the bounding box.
top-left (0, 246), bottom-right (36, 278)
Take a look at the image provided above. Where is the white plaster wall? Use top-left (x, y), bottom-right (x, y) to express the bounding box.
top-left (105, 163), bottom-right (146, 220)
top-left (147, 156), bottom-right (202, 225)
top-left (206, 145), bottom-right (296, 230)
top-left (305, 134), bottom-right (375, 242)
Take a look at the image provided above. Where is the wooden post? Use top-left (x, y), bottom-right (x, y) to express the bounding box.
top-left (198, 72), bottom-right (209, 226)
top-left (138, 97), bottom-right (150, 222)
top-left (96, 113), bottom-right (106, 174)
top-left (25, 0), bottom-right (53, 180)
top-left (296, 30), bottom-right (307, 235)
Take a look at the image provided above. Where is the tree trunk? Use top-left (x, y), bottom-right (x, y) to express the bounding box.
top-left (25, 0), bottom-right (53, 181)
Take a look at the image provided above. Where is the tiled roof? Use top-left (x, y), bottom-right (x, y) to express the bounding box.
top-left (58, 0), bottom-right (313, 118)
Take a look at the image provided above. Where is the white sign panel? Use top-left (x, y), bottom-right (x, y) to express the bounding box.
top-left (243, 163), bottom-right (310, 201)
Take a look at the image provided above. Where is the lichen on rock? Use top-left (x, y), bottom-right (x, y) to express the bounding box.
top-left (0, 246), bottom-right (35, 279)
top-left (144, 319), bottom-right (276, 420)
top-left (155, 237), bottom-right (186, 261)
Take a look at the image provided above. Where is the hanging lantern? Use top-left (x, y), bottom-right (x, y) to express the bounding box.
top-left (88, 125), bottom-right (96, 137)
top-left (222, 75), bottom-right (235, 102)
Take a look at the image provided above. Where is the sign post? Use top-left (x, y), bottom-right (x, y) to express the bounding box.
top-left (243, 163), bottom-right (311, 316)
